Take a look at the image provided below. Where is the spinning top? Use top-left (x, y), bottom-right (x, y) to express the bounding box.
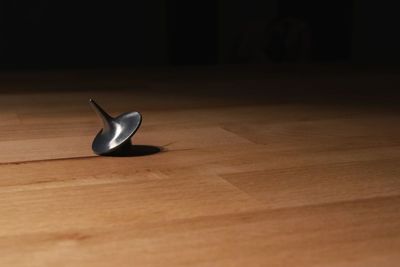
top-left (89, 99), bottom-right (142, 155)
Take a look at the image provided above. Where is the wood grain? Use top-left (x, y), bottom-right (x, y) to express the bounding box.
top-left (0, 67), bottom-right (400, 266)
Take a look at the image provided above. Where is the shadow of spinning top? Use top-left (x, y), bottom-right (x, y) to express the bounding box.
top-left (89, 99), bottom-right (142, 155)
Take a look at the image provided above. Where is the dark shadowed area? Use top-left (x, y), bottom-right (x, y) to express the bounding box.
top-left (0, 0), bottom-right (398, 68)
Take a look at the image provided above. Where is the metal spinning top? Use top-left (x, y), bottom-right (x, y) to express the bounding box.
top-left (89, 99), bottom-right (142, 155)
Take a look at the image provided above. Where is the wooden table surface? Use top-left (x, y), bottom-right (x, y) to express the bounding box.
top-left (1, 66), bottom-right (400, 266)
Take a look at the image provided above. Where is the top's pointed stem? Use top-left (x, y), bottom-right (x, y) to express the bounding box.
top-left (89, 99), bottom-right (113, 131)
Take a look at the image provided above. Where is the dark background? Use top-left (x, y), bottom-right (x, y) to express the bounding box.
top-left (0, 0), bottom-right (399, 69)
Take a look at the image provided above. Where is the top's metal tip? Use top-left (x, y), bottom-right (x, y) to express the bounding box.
top-left (89, 98), bottom-right (114, 131)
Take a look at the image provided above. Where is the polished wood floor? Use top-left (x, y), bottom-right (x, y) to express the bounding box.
top-left (1, 66), bottom-right (400, 266)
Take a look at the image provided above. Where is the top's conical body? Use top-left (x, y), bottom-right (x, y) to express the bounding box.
top-left (89, 99), bottom-right (142, 155)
